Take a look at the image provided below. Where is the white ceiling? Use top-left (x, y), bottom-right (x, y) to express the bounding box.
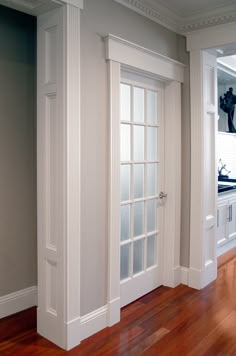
top-left (115, 0), bottom-right (236, 33)
top-left (0, 0), bottom-right (60, 15)
top-left (218, 56), bottom-right (236, 85)
top-left (154, 0), bottom-right (236, 16)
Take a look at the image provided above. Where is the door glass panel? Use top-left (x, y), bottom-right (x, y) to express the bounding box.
top-left (133, 87), bottom-right (144, 123)
top-left (134, 125), bottom-right (144, 161)
top-left (120, 205), bottom-right (130, 241)
top-left (147, 163), bottom-right (157, 197)
top-left (121, 165), bottom-right (130, 201)
top-left (147, 90), bottom-right (157, 124)
top-left (147, 199), bottom-right (157, 233)
top-left (133, 201), bottom-right (144, 237)
top-left (120, 83), bottom-right (131, 122)
top-left (134, 164), bottom-right (144, 199)
top-left (120, 244), bottom-right (130, 280)
top-left (147, 127), bottom-right (157, 161)
top-left (133, 239), bottom-right (144, 274)
top-left (120, 124), bottom-right (131, 161)
top-left (120, 79), bottom-right (162, 305)
top-left (147, 234), bottom-right (157, 268)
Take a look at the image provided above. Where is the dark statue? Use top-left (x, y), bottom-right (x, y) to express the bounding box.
top-left (220, 87), bottom-right (236, 133)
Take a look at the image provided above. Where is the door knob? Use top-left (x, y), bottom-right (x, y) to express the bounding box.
top-left (159, 192), bottom-right (167, 199)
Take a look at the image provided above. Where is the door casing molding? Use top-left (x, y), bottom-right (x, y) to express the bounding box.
top-left (187, 24), bottom-right (236, 290)
top-left (36, 2), bottom-right (82, 351)
top-left (106, 34), bottom-right (184, 326)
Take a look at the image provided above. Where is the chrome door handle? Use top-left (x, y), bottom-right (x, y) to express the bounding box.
top-left (159, 192), bottom-right (167, 199)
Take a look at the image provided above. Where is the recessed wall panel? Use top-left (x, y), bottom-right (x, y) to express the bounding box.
top-left (46, 260), bottom-right (57, 316)
top-left (205, 112), bottom-right (215, 217)
top-left (45, 94), bottom-right (63, 250)
top-left (45, 26), bottom-right (57, 84)
top-left (205, 65), bottom-right (215, 106)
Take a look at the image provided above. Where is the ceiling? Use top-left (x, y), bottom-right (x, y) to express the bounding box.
top-left (115, 0), bottom-right (236, 34)
top-left (218, 56), bottom-right (236, 85)
top-left (0, 0), bottom-right (60, 16)
top-left (154, 0), bottom-right (236, 16)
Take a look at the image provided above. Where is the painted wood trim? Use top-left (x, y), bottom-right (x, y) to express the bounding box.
top-left (37, 7), bottom-right (66, 349)
top-left (189, 50), bottom-right (205, 289)
top-left (80, 305), bottom-right (108, 341)
top-left (107, 60), bottom-right (121, 327)
top-left (105, 35), bottom-right (185, 83)
top-left (189, 50), bottom-right (218, 290)
top-left (37, 4), bottom-right (82, 351)
top-left (0, 287), bottom-right (37, 319)
top-left (64, 4), bottom-right (81, 350)
top-left (163, 81), bottom-right (181, 288)
top-left (107, 39), bottom-right (182, 315)
top-left (180, 268), bottom-right (189, 285)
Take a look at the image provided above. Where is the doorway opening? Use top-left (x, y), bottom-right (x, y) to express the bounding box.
top-left (216, 53), bottom-right (236, 258)
top-left (0, 4), bottom-right (37, 315)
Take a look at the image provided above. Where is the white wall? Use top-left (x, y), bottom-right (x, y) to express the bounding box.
top-left (0, 6), bottom-right (37, 297)
top-left (80, 0), bottom-right (190, 316)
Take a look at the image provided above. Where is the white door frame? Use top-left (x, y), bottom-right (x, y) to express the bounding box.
top-left (36, 0), bottom-right (82, 350)
top-left (0, 0), bottom-right (82, 350)
top-left (106, 35), bottom-right (184, 326)
top-left (187, 23), bottom-right (236, 289)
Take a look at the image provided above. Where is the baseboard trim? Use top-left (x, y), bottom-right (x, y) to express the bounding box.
top-left (65, 316), bottom-right (81, 350)
top-left (0, 286), bottom-right (37, 319)
top-left (180, 267), bottom-right (189, 285)
top-left (188, 261), bottom-right (217, 289)
top-left (80, 305), bottom-right (108, 341)
top-left (107, 297), bottom-right (120, 326)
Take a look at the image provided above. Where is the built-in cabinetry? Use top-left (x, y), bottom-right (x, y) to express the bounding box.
top-left (217, 191), bottom-right (236, 247)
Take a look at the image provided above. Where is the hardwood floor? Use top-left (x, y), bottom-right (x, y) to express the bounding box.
top-left (1, 248), bottom-right (236, 355)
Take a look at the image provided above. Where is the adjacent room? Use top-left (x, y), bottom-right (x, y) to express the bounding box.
top-left (217, 54), bottom-right (236, 256)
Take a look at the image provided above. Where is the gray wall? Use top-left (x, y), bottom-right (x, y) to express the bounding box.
top-left (0, 6), bottom-right (37, 296)
top-left (80, 0), bottom-right (190, 316)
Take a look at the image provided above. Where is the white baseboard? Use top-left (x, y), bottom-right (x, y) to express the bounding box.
top-left (65, 316), bottom-right (81, 350)
top-left (180, 267), bottom-right (189, 285)
top-left (173, 266), bottom-right (181, 286)
top-left (80, 305), bottom-right (108, 341)
top-left (0, 286), bottom-right (37, 319)
top-left (188, 261), bottom-right (217, 290)
top-left (107, 297), bottom-right (120, 326)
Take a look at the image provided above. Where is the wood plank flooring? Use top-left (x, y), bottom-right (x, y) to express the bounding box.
top-left (0, 248), bottom-right (236, 355)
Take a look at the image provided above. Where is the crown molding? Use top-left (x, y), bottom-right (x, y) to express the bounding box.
top-left (114, 0), bottom-right (236, 34)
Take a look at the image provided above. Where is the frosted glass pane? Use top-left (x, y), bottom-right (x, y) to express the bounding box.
top-left (147, 235), bottom-right (157, 268)
top-left (134, 164), bottom-right (144, 199)
top-left (134, 125), bottom-right (144, 161)
top-left (120, 244), bottom-right (130, 280)
top-left (147, 164), bottom-right (158, 196)
top-left (147, 90), bottom-right (157, 124)
top-left (147, 199), bottom-right (157, 233)
top-left (133, 202), bottom-right (144, 237)
top-left (147, 127), bottom-right (157, 161)
top-left (120, 83), bottom-right (131, 121)
top-left (120, 205), bottom-right (130, 241)
top-left (120, 165), bottom-right (130, 201)
top-left (120, 124), bottom-right (130, 161)
top-left (134, 87), bottom-right (144, 123)
top-left (133, 239), bottom-right (144, 274)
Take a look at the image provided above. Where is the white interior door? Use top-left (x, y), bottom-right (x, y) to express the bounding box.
top-left (119, 72), bottom-right (165, 307)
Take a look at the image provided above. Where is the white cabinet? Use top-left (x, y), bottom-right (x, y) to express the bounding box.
top-left (217, 192), bottom-right (236, 248)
